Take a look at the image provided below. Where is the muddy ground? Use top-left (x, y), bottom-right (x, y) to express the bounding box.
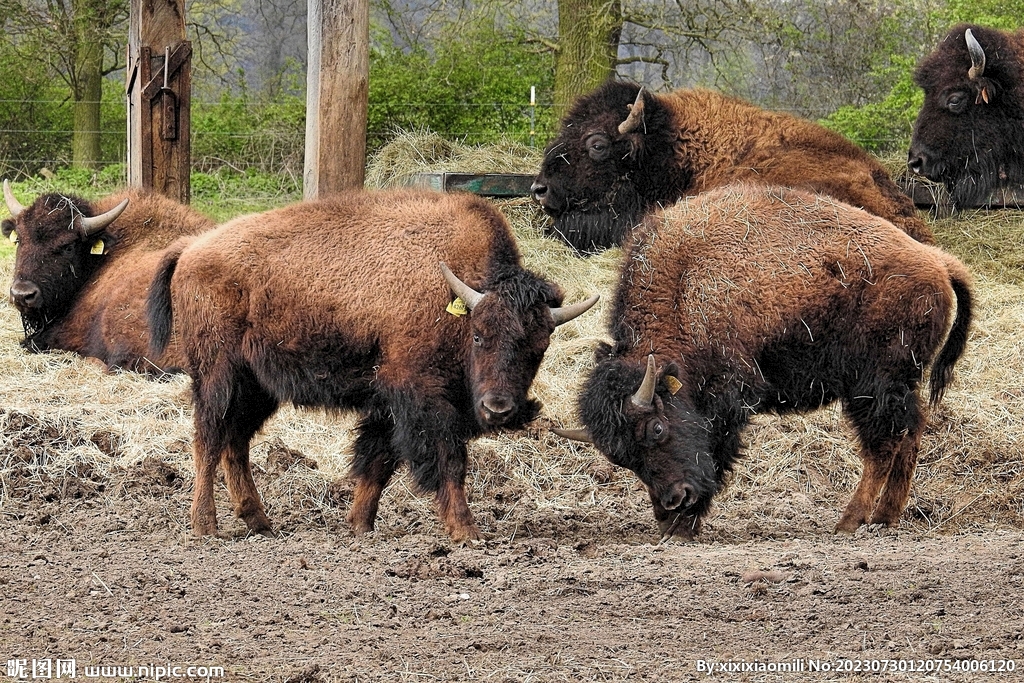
top-left (1, 450), bottom-right (1022, 683)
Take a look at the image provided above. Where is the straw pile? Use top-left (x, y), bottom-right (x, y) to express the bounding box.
top-left (1, 133), bottom-right (1021, 542)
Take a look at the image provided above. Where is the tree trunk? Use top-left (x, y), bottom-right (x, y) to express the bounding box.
top-left (72, 40), bottom-right (103, 169)
top-left (71, 0), bottom-right (105, 170)
top-left (554, 0), bottom-right (622, 120)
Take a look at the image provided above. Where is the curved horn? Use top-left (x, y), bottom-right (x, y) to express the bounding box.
top-left (617, 88), bottom-right (646, 135)
top-left (551, 426), bottom-right (593, 443)
top-left (965, 29), bottom-right (986, 80)
top-left (79, 197), bottom-right (129, 237)
top-left (3, 179), bottom-right (25, 218)
top-left (550, 293), bottom-right (600, 326)
top-left (439, 262), bottom-right (484, 310)
top-left (631, 354), bottom-right (658, 408)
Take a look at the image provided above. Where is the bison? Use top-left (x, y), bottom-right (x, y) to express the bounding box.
top-left (146, 189), bottom-right (598, 542)
top-left (2, 181), bottom-right (214, 373)
top-left (553, 184), bottom-right (971, 539)
top-left (531, 81), bottom-right (934, 252)
top-left (908, 24), bottom-right (1024, 209)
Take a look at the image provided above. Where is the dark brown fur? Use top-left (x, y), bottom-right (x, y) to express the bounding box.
top-left (533, 82), bottom-right (934, 251)
top-left (3, 189), bottom-right (213, 373)
top-left (909, 24), bottom-right (1024, 208)
top-left (573, 184), bottom-right (971, 538)
top-left (147, 189), bottom-right (582, 542)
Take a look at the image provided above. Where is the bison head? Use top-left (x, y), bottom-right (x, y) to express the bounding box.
top-left (908, 25), bottom-right (1024, 208)
top-left (555, 351), bottom-right (720, 540)
top-left (3, 181), bottom-right (127, 342)
top-left (531, 81), bottom-right (681, 253)
top-left (441, 263), bottom-right (598, 432)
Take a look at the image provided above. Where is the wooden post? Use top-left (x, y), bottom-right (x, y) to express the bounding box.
top-left (304, 0), bottom-right (369, 199)
top-left (127, 0), bottom-right (191, 203)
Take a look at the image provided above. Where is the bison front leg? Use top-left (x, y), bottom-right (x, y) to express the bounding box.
top-left (389, 392), bottom-right (481, 544)
top-left (347, 409), bottom-right (399, 535)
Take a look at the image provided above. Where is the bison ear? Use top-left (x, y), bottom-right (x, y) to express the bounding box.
top-left (661, 362), bottom-right (682, 396)
top-left (1, 219), bottom-right (14, 239)
top-left (974, 79), bottom-right (998, 104)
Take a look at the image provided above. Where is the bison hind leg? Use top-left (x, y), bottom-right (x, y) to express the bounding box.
top-left (191, 363), bottom-right (278, 536)
top-left (837, 382), bottom-right (925, 533)
top-left (347, 407), bottom-right (399, 535)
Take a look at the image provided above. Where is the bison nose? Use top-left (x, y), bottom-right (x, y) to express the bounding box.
top-left (907, 148), bottom-right (932, 177)
top-left (660, 483), bottom-right (694, 511)
top-left (10, 280), bottom-right (41, 309)
top-left (531, 180), bottom-right (548, 203)
top-left (481, 394), bottom-right (515, 423)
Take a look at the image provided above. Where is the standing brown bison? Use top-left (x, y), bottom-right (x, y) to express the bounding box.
top-left (146, 189), bottom-right (598, 542)
top-left (2, 181), bottom-right (214, 373)
top-left (532, 81), bottom-right (934, 252)
top-left (554, 184), bottom-right (971, 539)
top-left (908, 24), bottom-right (1024, 209)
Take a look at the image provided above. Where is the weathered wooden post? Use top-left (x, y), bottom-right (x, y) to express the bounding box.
top-left (126, 0), bottom-right (192, 202)
top-left (304, 0), bottom-right (369, 199)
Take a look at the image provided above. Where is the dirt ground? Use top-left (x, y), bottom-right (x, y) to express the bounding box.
top-left (1, 445), bottom-right (1022, 682)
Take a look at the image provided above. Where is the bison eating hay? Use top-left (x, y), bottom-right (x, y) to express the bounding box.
top-left (908, 24), bottom-right (1024, 210)
top-left (531, 81), bottom-right (934, 252)
top-left (554, 184), bottom-right (972, 540)
top-left (146, 189), bottom-right (598, 542)
top-left (2, 181), bottom-right (214, 374)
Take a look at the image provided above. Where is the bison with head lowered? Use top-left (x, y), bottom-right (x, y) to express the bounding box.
top-left (3, 181), bottom-right (214, 373)
top-left (147, 189), bottom-right (598, 542)
top-left (554, 184), bottom-right (971, 539)
top-left (532, 81), bottom-right (934, 252)
top-left (908, 24), bottom-right (1024, 209)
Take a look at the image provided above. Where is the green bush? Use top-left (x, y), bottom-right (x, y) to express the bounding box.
top-left (819, 56), bottom-right (923, 153)
top-left (368, 18), bottom-right (555, 150)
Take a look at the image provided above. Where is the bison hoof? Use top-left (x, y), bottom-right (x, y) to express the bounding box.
top-left (449, 526), bottom-right (484, 546)
top-left (834, 517), bottom-right (864, 534)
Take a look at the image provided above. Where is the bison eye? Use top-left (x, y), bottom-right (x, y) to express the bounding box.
top-left (473, 334), bottom-right (482, 347)
top-left (946, 92), bottom-right (968, 113)
top-left (647, 419), bottom-right (667, 443)
top-left (585, 133), bottom-right (612, 161)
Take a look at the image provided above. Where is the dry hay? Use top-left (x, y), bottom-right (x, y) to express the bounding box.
top-left (1, 138), bottom-right (1022, 544)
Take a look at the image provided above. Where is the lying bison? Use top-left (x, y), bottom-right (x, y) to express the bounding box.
top-left (908, 24), bottom-right (1024, 209)
top-left (2, 181), bottom-right (214, 373)
top-left (554, 184), bottom-right (971, 539)
top-left (147, 190), bottom-right (598, 542)
top-left (532, 81), bottom-right (934, 252)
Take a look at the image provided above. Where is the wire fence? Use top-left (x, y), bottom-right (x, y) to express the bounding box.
top-left (0, 96), bottom-right (914, 180)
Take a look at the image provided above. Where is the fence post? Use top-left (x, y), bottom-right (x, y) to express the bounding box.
top-left (127, 0), bottom-right (191, 203)
top-left (304, 0), bottom-right (369, 199)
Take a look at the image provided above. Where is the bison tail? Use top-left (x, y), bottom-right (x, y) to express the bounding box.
top-left (929, 260), bottom-right (973, 407)
top-left (147, 240), bottom-right (186, 357)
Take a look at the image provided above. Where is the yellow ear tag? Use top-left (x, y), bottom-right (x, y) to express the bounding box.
top-left (663, 375), bottom-right (683, 395)
top-left (446, 297), bottom-right (468, 316)
top-left (90, 239), bottom-right (105, 255)
top-left (8, 231), bottom-right (17, 244)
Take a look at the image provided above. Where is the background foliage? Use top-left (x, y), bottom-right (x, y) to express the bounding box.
top-left (2, 0), bottom-right (1023, 178)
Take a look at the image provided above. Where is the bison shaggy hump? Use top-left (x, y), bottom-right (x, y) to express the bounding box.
top-left (148, 189), bottom-right (597, 542)
top-left (564, 184), bottom-right (971, 540)
top-left (532, 80), bottom-right (934, 252)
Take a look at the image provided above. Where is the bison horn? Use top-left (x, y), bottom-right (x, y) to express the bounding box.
top-left (440, 262), bottom-right (485, 310)
top-left (965, 29), bottom-right (986, 80)
top-left (631, 354), bottom-right (658, 408)
top-left (3, 179), bottom-right (25, 219)
top-left (79, 197), bottom-right (129, 237)
top-left (551, 426), bottom-right (593, 443)
top-left (550, 293), bottom-right (600, 326)
top-left (617, 88), bottom-right (646, 135)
